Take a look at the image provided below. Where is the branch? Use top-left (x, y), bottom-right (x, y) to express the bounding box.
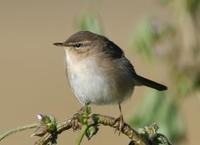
top-left (33, 113), bottom-right (148, 145)
top-left (0, 110), bottom-right (172, 145)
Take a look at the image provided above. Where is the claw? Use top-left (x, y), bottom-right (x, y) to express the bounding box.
top-left (114, 114), bottom-right (124, 134)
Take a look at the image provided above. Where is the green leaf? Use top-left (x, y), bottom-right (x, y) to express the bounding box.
top-left (85, 125), bottom-right (99, 140)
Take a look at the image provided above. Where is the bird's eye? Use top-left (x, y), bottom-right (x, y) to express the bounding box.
top-left (74, 43), bottom-right (82, 48)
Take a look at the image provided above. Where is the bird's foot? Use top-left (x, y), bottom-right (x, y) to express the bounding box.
top-left (71, 105), bottom-right (91, 131)
top-left (77, 104), bottom-right (91, 114)
top-left (114, 115), bottom-right (124, 135)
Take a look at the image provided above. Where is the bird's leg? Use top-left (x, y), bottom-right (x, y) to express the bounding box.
top-left (77, 103), bottom-right (90, 114)
top-left (74, 104), bottom-right (90, 122)
top-left (118, 103), bottom-right (124, 131)
top-left (78, 106), bottom-right (86, 114)
top-left (115, 103), bottom-right (124, 133)
top-left (72, 104), bottom-right (91, 131)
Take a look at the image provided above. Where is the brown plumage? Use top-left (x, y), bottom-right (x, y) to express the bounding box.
top-left (54, 31), bottom-right (167, 130)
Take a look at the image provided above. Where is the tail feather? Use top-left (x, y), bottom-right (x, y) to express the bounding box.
top-left (135, 75), bottom-right (167, 91)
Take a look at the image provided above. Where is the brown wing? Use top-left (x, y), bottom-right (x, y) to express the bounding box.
top-left (102, 39), bottom-right (124, 59)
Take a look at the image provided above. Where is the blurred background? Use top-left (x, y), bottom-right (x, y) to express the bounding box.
top-left (0, 0), bottom-right (200, 145)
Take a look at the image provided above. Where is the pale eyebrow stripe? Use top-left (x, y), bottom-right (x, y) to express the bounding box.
top-left (67, 41), bottom-right (91, 46)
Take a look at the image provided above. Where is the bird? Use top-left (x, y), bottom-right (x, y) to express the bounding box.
top-left (54, 31), bottom-right (167, 130)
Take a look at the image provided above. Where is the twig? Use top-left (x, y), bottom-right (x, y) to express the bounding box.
top-left (0, 112), bottom-right (171, 145)
top-left (34, 113), bottom-right (149, 145)
top-left (0, 123), bottom-right (39, 141)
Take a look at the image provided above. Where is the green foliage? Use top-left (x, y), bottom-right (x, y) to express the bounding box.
top-left (38, 114), bottom-right (57, 132)
top-left (129, 2), bottom-right (199, 142)
top-left (85, 125), bottom-right (99, 140)
top-left (75, 6), bottom-right (193, 144)
top-left (76, 14), bottom-right (103, 34)
top-left (175, 73), bottom-right (194, 99)
top-left (131, 19), bottom-right (174, 62)
top-left (131, 19), bottom-right (158, 61)
top-left (159, 0), bottom-right (171, 5)
top-left (186, 0), bottom-right (200, 13)
top-left (80, 106), bottom-right (91, 124)
top-left (137, 123), bottom-right (172, 145)
top-left (129, 90), bottom-right (185, 142)
top-left (194, 75), bottom-right (200, 90)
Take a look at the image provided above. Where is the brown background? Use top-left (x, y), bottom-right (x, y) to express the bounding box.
top-left (0, 0), bottom-right (199, 145)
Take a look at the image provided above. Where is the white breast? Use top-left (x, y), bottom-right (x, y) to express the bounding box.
top-left (65, 50), bottom-right (120, 105)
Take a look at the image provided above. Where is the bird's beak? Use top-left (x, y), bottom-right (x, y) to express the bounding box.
top-left (53, 42), bottom-right (64, 47)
